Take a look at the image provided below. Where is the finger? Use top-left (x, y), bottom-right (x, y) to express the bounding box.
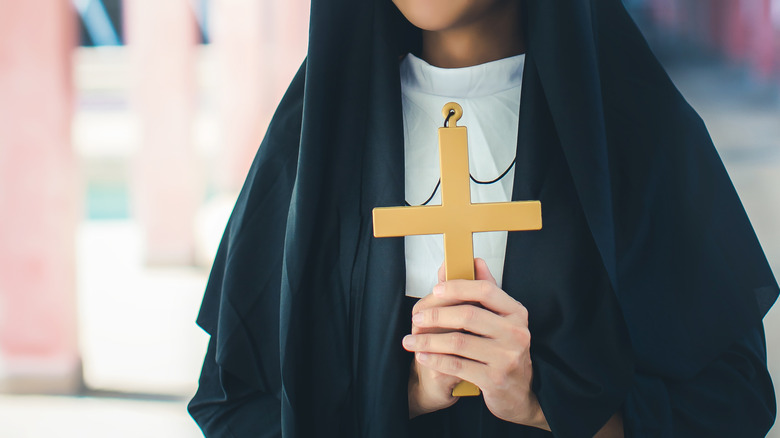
top-left (416, 352), bottom-right (489, 390)
top-left (415, 353), bottom-right (461, 388)
top-left (411, 292), bottom-right (460, 335)
top-left (403, 332), bottom-right (504, 366)
top-left (411, 324), bottom-right (453, 335)
top-left (412, 291), bottom-right (463, 315)
top-left (412, 353), bottom-right (461, 387)
top-left (414, 261), bottom-right (485, 312)
top-left (474, 258), bottom-right (497, 285)
top-left (413, 304), bottom-right (511, 338)
top-left (432, 280), bottom-right (524, 317)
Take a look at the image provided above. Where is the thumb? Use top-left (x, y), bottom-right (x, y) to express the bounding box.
top-left (437, 261), bottom-right (446, 283)
top-left (474, 258), bottom-right (497, 285)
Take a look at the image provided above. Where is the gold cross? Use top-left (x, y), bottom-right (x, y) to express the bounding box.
top-left (373, 102), bottom-right (542, 397)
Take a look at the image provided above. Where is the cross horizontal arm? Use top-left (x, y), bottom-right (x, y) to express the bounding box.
top-left (373, 205), bottom-right (449, 237)
top-left (466, 201), bottom-right (542, 232)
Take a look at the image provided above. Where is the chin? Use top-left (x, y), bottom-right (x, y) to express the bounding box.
top-left (392, 0), bottom-right (494, 32)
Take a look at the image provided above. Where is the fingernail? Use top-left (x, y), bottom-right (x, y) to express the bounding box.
top-left (403, 335), bottom-right (416, 348)
top-left (433, 284), bottom-right (444, 296)
top-left (412, 313), bottom-right (423, 324)
top-left (417, 352), bottom-right (429, 362)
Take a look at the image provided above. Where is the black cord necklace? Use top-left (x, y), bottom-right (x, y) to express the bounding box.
top-left (404, 110), bottom-right (517, 207)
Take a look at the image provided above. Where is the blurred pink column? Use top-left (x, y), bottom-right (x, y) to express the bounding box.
top-left (723, 1), bottom-right (749, 63)
top-left (745, 0), bottom-right (776, 80)
top-left (775, 0), bottom-right (780, 84)
top-left (211, 0), bottom-right (309, 192)
top-left (0, 1), bottom-right (80, 392)
top-left (717, 0), bottom-right (776, 80)
top-left (125, 0), bottom-right (202, 264)
top-left (708, 0), bottom-right (730, 48)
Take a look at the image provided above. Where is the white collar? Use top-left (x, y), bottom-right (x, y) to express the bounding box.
top-left (400, 52), bottom-right (525, 98)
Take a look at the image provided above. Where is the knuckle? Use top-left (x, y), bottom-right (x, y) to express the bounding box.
top-left (516, 303), bottom-right (529, 320)
top-left (450, 332), bottom-right (468, 351)
top-left (432, 354), bottom-right (445, 369)
top-left (504, 350), bottom-right (523, 371)
top-left (479, 280), bottom-right (492, 297)
top-left (430, 307), bottom-right (439, 324)
top-left (461, 306), bottom-right (476, 323)
top-left (509, 325), bottom-right (531, 345)
top-left (447, 357), bottom-right (464, 373)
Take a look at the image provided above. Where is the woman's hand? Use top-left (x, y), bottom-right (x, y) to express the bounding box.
top-left (403, 258), bottom-right (549, 430)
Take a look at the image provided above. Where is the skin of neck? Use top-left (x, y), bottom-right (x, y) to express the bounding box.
top-left (420, 1), bottom-right (525, 68)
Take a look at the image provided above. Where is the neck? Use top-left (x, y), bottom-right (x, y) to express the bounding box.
top-left (421, 2), bottom-right (525, 68)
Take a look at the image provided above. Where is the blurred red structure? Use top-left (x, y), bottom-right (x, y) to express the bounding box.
top-left (645, 0), bottom-right (780, 82)
top-left (125, 0), bottom-right (202, 265)
top-left (0, 0), bottom-right (80, 393)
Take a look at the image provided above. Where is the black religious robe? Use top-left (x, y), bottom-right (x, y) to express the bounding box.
top-left (188, 0), bottom-right (778, 436)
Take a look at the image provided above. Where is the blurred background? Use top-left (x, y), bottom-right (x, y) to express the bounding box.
top-left (0, 0), bottom-right (777, 436)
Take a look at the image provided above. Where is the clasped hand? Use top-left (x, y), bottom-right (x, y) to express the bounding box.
top-left (403, 258), bottom-right (549, 430)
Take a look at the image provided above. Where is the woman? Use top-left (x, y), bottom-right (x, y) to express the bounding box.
top-left (189, 0), bottom-right (778, 436)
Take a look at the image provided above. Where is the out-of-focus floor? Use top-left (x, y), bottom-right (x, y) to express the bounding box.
top-left (1, 28), bottom-right (779, 438)
top-left (0, 395), bottom-right (199, 438)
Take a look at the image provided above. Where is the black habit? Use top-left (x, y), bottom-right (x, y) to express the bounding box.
top-left (188, 0), bottom-right (779, 436)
